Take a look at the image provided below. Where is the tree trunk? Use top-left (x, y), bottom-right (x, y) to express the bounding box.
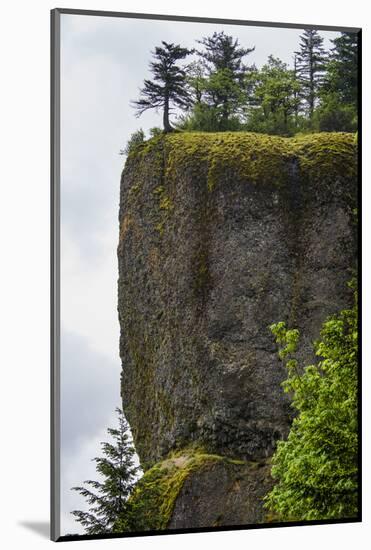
top-left (163, 92), bottom-right (172, 133)
top-left (293, 56), bottom-right (299, 127)
top-left (309, 73), bottom-right (314, 119)
top-left (220, 98), bottom-right (229, 130)
top-left (294, 97), bottom-right (298, 127)
top-left (309, 38), bottom-right (314, 120)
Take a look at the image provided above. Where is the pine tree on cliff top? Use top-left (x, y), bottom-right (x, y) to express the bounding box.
top-left (133, 41), bottom-right (193, 133)
top-left (71, 408), bottom-right (139, 535)
top-left (324, 32), bottom-right (358, 105)
top-left (196, 31), bottom-right (255, 129)
top-left (295, 29), bottom-right (327, 118)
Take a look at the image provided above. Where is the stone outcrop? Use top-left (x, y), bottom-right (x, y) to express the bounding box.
top-left (117, 132), bottom-right (357, 529)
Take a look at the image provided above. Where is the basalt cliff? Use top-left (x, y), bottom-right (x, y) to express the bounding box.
top-left (117, 132), bottom-right (357, 530)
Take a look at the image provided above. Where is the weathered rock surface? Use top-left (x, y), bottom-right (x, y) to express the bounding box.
top-left (168, 456), bottom-right (273, 529)
top-left (122, 451), bottom-right (274, 531)
top-left (118, 132), bottom-right (357, 472)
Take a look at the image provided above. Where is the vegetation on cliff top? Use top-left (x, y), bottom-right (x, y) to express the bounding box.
top-left (124, 131), bottom-right (357, 196)
top-left (130, 30), bottom-right (357, 135)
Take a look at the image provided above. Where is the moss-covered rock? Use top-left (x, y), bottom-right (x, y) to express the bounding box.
top-left (118, 131), bottom-right (357, 469)
top-left (115, 448), bottom-right (272, 532)
top-left (163, 132), bottom-right (294, 191)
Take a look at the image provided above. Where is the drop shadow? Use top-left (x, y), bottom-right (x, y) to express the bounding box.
top-left (18, 521), bottom-right (50, 539)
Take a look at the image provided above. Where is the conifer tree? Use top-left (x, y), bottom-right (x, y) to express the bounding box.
top-left (71, 408), bottom-right (139, 535)
top-left (325, 32), bottom-right (358, 105)
top-left (314, 32), bottom-right (358, 132)
top-left (295, 29), bottom-right (327, 118)
top-left (196, 32), bottom-right (255, 129)
top-left (133, 41), bottom-right (193, 132)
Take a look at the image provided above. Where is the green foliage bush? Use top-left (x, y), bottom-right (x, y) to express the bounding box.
top-left (121, 129), bottom-right (145, 156)
top-left (177, 102), bottom-right (243, 132)
top-left (264, 283), bottom-right (358, 521)
top-left (313, 93), bottom-right (357, 132)
top-left (243, 56), bottom-right (301, 136)
top-left (149, 126), bottom-right (163, 138)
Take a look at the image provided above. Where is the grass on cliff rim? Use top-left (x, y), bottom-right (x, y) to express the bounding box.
top-left (126, 131), bottom-right (357, 193)
top-left (116, 448), bottom-right (245, 532)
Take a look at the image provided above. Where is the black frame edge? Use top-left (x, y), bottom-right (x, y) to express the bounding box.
top-left (51, 7), bottom-right (61, 543)
top-left (356, 28), bottom-right (362, 523)
top-left (54, 7), bottom-right (361, 33)
top-left (56, 516), bottom-right (361, 543)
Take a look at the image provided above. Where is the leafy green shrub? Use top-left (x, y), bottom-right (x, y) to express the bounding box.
top-left (121, 129), bottom-right (145, 156)
top-left (149, 127), bottom-right (163, 138)
top-left (177, 102), bottom-right (243, 132)
top-left (265, 283), bottom-right (358, 521)
top-left (313, 93), bottom-right (357, 132)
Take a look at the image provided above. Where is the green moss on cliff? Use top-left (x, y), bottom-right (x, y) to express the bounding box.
top-left (164, 132), bottom-right (293, 191)
top-left (115, 448), bottom-right (245, 532)
top-left (292, 132), bottom-right (357, 182)
top-left (153, 184), bottom-right (174, 235)
top-left (120, 131), bottom-right (356, 244)
top-left (123, 134), bottom-right (165, 206)
top-left (125, 131), bottom-right (356, 194)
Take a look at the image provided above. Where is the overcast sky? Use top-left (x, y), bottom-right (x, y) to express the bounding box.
top-left (59, 12), bottom-right (340, 536)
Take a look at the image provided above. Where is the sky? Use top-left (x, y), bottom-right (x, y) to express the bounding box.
top-left (59, 12), bottom-right (340, 536)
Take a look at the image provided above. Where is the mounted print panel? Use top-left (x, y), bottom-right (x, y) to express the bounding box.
top-left (51, 8), bottom-right (361, 542)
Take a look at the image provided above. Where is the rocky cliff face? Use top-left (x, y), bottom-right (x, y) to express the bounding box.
top-left (117, 132), bottom-right (357, 529)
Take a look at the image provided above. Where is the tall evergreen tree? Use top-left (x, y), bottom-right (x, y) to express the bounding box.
top-left (198, 31), bottom-right (254, 72)
top-left (196, 32), bottom-right (255, 129)
top-left (314, 32), bottom-right (358, 132)
top-left (325, 32), bottom-right (358, 105)
top-left (133, 41), bottom-right (193, 132)
top-left (71, 408), bottom-right (139, 535)
top-left (295, 29), bottom-right (328, 119)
